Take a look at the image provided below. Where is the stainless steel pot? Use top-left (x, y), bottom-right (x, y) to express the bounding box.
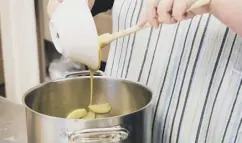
top-left (23, 71), bottom-right (153, 143)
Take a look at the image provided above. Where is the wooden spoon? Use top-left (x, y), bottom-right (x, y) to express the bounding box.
top-left (98, 0), bottom-right (211, 49)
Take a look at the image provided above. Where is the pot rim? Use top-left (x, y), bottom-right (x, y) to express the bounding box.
top-left (22, 76), bottom-right (153, 121)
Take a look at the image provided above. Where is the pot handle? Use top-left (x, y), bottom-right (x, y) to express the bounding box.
top-left (67, 126), bottom-right (129, 143)
top-left (63, 70), bottom-right (104, 78)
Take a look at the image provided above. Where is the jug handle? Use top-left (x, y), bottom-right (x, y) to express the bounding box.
top-left (63, 70), bottom-right (104, 78)
top-left (67, 126), bottom-right (129, 143)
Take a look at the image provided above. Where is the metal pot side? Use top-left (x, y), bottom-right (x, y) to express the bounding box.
top-left (23, 77), bottom-right (153, 143)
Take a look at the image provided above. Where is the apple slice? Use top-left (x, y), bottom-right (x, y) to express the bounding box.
top-left (89, 103), bottom-right (111, 114)
top-left (82, 111), bottom-right (96, 119)
top-left (66, 109), bottom-right (87, 119)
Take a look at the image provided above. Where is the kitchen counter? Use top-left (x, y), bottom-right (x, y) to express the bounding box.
top-left (0, 97), bottom-right (27, 143)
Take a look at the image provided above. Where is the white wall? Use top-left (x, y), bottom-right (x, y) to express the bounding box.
top-left (0, 0), bottom-right (41, 104)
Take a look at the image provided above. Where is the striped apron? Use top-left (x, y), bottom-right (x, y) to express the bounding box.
top-left (105, 0), bottom-right (242, 142)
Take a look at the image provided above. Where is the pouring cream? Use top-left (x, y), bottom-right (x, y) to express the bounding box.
top-left (48, 0), bottom-right (111, 119)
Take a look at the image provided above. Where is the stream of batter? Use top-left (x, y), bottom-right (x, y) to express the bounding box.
top-left (67, 42), bottom-right (111, 119)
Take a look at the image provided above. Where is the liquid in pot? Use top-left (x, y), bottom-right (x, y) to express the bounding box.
top-left (24, 77), bottom-right (152, 119)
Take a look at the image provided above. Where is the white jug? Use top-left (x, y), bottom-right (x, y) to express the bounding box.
top-left (49, 0), bottom-right (99, 70)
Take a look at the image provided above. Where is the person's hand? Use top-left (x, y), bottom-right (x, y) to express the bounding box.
top-left (138, 0), bottom-right (165, 28)
top-left (169, 0), bottom-right (211, 21)
top-left (47, 0), bottom-right (62, 18)
top-left (139, 0), bottom-right (211, 27)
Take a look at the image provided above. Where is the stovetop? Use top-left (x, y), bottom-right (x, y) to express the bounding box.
top-left (0, 97), bottom-right (27, 143)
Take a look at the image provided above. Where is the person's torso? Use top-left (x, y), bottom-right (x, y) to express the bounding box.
top-left (105, 0), bottom-right (242, 143)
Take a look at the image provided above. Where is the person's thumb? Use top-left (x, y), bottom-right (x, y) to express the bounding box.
top-left (138, 19), bottom-right (147, 28)
top-left (47, 0), bottom-right (63, 19)
top-left (137, 12), bottom-right (148, 27)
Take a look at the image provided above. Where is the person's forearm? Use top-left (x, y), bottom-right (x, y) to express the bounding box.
top-left (211, 0), bottom-right (242, 36)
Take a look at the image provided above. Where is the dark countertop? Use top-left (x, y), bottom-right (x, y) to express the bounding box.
top-left (0, 97), bottom-right (27, 143)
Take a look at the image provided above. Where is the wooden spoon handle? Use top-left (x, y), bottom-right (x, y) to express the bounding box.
top-left (109, 0), bottom-right (211, 41)
top-left (110, 24), bottom-right (149, 41)
top-left (187, 0), bottom-right (211, 11)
